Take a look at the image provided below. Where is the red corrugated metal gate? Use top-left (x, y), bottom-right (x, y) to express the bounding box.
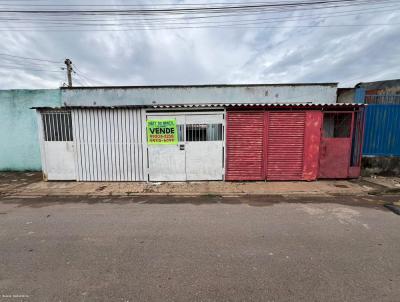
top-left (226, 112), bottom-right (265, 180)
top-left (226, 110), bottom-right (321, 181)
top-left (266, 112), bottom-right (306, 180)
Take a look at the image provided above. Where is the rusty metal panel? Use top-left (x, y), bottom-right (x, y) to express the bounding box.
top-left (318, 112), bottom-right (353, 179)
top-left (319, 138), bottom-right (351, 178)
top-left (266, 112), bottom-right (306, 180)
top-left (302, 111), bottom-right (323, 181)
top-left (225, 111), bottom-right (264, 180)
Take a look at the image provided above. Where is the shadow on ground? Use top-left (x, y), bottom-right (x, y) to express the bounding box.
top-left (1, 194), bottom-right (398, 212)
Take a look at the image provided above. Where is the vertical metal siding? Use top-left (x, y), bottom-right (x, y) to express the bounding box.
top-left (350, 109), bottom-right (364, 166)
top-left (365, 95), bottom-right (400, 104)
top-left (225, 111), bottom-right (264, 180)
top-left (72, 108), bottom-right (146, 181)
top-left (266, 112), bottom-right (306, 180)
top-left (363, 105), bottom-right (400, 156)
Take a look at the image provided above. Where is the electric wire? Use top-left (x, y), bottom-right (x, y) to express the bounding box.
top-left (0, 0), bottom-right (397, 31)
top-left (1, 4), bottom-right (398, 27)
top-left (0, 64), bottom-right (64, 72)
top-left (0, 53), bottom-right (63, 63)
top-left (72, 64), bottom-right (107, 86)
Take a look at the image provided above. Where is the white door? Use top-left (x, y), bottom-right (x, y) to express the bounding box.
top-left (39, 111), bottom-right (76, 180)
top-left (147, 112), bottom-right (224, 181)
top-left (185, 114), bottom-right (224, 180)
top-left (43, 142), bottom-right (76, 180)
top-left (147, 115), bottom-right (186, 181)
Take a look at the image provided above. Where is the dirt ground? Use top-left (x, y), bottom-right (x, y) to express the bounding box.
top-left (2, 172), bottom-right (399, 198)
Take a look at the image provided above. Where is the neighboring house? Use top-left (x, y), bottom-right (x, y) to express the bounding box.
top-left (337, 79), bottom-right (400, 176)
top-left (358, 79), bottom-right (400, 104)
top-left (358, 80), bottom-right (400, 176)
top-left (33, 83), bottom-right (364, 182)
top-left (0, 89), bottom-right (61, 171)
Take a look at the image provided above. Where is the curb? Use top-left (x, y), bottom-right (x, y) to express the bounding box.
top-left (1, 191), bottom-right (372, 199)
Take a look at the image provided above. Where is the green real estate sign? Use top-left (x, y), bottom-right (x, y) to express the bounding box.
top-left (147, 119), bottom-right (178, 145)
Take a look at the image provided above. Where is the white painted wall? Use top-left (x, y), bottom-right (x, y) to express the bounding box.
top-left (62, 84), bottom-right (337, 107)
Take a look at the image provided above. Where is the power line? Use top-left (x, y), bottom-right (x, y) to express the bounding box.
top-left (0, 0), bottom-right (395, 31)
top-left (0, 0), bottom-right (391, 15)
top-left (0, 1), bottom-right (314, 7)
top-left (3, 0), bottom-right (397, 19)
top-left (0, 58), bottom-right (63, 71)
top-left (0, 64), bottom-right (64, 72)
top-left (0, 53), bottom-right (62, 63)
top-left (1, 9), bottom-right (398, 29)
top-left (72, 64), bottom-right (107, 86)
top-left (73, 74), bottom-right (87, 86)
top-left (1, 22), bottom-right (398, 31)
top-left (1, 4), bottom-right (398, 26)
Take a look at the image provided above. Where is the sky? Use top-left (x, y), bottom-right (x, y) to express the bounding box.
top-left (0, 0), bottom-right (399, 89)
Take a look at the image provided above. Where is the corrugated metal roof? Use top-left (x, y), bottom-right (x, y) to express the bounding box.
top-left (151, 103), bottom-right (364, 108)
top-left (356, 79), bottom-right (400, 90)
top-left (32, 103), bottom-right (364, 110)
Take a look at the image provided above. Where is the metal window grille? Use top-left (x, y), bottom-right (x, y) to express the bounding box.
top-left (42, 111), bottom-right (73, 141)
top-left (177, 124), bottom-right (185, 142)
top-left (323, 113), bottom-right (352, 138)
top-left (185, 124), bottom-right (223, 141)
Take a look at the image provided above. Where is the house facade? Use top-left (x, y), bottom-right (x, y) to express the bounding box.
top-left (34, 83), bottom-right (364, 182)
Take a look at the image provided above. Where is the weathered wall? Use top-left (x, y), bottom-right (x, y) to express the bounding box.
top-left (357, 79), bottom-right (400, 95)
top-left (337, 88), bottom-right (355, 103)
top-left (62, 84), bottom-right (338, 107)
top-left (362, 156), bottom-right (400, 176)
top-left (0, 89), bottom-right (61, 171)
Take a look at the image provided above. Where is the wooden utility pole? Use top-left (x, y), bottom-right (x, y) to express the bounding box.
top-left (64, 58), bottom-right (73, 87)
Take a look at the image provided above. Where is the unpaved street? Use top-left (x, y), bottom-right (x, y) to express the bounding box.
top-left (0, 195), bottom-right (399, 301)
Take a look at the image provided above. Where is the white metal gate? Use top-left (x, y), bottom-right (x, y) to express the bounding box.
top-left (38, 110), bottom-right (76, 180)
top-left (147, 112), bottom-right (225, 181)
top-left (72, 108), bottom-right (147, 181)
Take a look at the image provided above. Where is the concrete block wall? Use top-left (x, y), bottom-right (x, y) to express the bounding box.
top-left (0, 89), bottom-right (61, 171)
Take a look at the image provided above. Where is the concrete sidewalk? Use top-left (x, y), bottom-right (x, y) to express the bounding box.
top-left (2, 172), bottom-right (399, 198)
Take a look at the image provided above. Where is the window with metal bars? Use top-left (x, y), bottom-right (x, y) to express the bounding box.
top-left (177, 124), bottom-right (185, 142)
top-left (323, 113), bottom-right (352, 138)
top-left (42, 111), bottom-right (73, 141)
top-left (185, 124), bottom-right (223, 141)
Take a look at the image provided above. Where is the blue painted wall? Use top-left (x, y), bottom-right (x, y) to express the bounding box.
top-left (354, 88), bottom-right (366, 103)
top-left (363, 104), bottom-right (400, 156)
top-left (0, 89), bottom-right (61, 171)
